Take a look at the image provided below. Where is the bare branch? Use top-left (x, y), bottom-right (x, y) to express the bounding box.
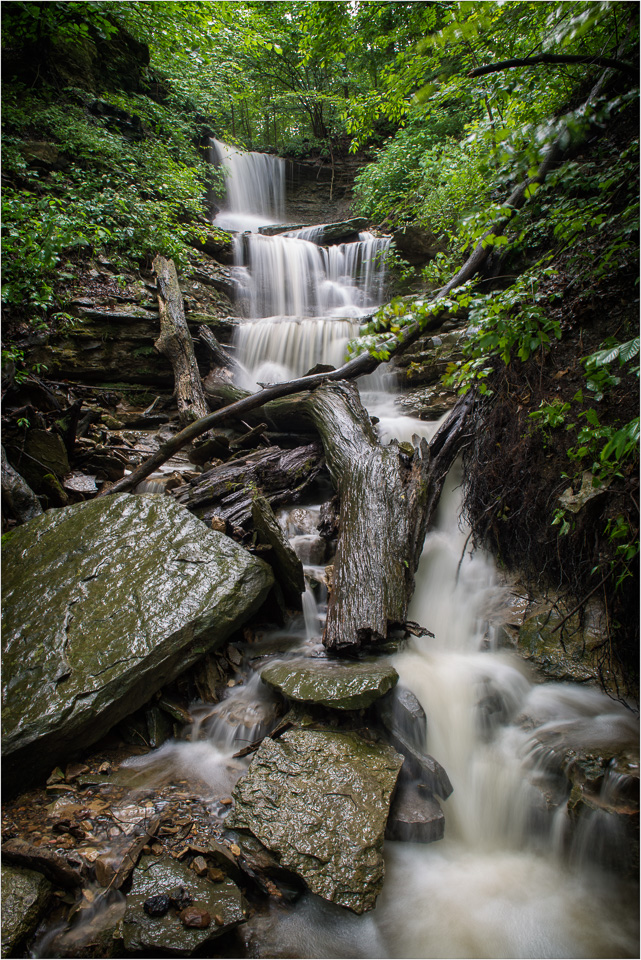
top-left (468, 54), bottom-right (637, 79)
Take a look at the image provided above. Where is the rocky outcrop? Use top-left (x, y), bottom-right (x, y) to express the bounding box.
top-left (259, 217), bottom-right (369, 245)
top-left (260, 658), bottom-right (398, 710)
top-left (1, 494), bottom-right (273, 794)
top-left (122, 855), bottom-right (247, 954)
top-left (392, 225), bottom-right (446, 266)
top-left (25, 255), bottom-right (237, 387)
top-left (228, 727), bottom-right (403, 913)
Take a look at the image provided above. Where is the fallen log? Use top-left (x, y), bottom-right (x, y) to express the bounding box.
top-left (172, 443), bottom-right (324, 528)
top-left (153, 254), bottom-right (210, 427)
top-left (306, 382), bottom-right (473, 653)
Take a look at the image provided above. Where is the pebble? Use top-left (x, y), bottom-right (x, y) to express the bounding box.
top-left (179, 906), bottom-right (211, 929)
top-left (144, 894), bottom-right (171, 917)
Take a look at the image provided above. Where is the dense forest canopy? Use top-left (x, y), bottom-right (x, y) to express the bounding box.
top-left (1, 0), bottom-right (639, 694)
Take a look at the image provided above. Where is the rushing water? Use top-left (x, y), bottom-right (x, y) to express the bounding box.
top-left (123, 142), bottom-right (639, 958)
top-left (210, 138), bottom-right (390, 387)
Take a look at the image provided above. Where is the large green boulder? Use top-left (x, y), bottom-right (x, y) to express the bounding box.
top-left (228, 727), bottom-right (403, 913)
top-left (259, 657), bottom-right (398, 710)
top-left (2, 494), bottom-right (273, 793)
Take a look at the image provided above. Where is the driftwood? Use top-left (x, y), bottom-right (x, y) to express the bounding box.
top-left (172, 443), bottom-right (324, 528)
top-left (306, 382), bottom-right (473, 653)
top-left (251, 493), bottom-right (305, 608)
top-left (153, 255), bottom-right (210, 427)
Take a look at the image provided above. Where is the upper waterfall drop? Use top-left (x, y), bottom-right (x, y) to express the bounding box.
top-left (208, 138), bottom-right (392, 384)
top-left (210, 137), bottom-right (286, 232)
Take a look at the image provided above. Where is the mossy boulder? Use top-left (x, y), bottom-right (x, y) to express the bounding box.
top-left (260, 657), bottom-right (398, 710)
top-left (228, 727), bottom-right (403, 913)
top-left (1, 865), bottom-right (52, 958)
top-left (1, 494), bottom-right (273, 794)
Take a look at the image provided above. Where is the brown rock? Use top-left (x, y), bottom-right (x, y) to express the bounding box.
top-left (179, 906), bottom-right (211, 928)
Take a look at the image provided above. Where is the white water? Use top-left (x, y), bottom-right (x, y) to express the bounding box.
top-left (121, 142), bottom-right (639, 958)
top-left (235, 460), bottom-right (638, 959)
top-left (210, 139), bottom-right (390, 386)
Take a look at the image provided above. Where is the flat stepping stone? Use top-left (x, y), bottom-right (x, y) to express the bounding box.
top-left (260, 657), bottom-right (398, 710)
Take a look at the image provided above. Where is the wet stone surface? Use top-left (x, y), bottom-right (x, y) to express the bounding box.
top-left (259, 657), bottom-right (398, 710)
top-left (122, 854), bottom-right (247, 954)
top-left (0, 864), bottom-right (52, 958)
top-left (1, 493), bottom-right (273, 793)
top-left (228, 727), bottom-right (403, 913)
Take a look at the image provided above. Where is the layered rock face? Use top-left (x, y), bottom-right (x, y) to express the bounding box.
top-left (1, 493), bottom-right (273, 793)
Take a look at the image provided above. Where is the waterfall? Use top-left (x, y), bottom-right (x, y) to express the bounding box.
top-left (210, 137), bottom-right (286, 232)
top-left (123, 140), bottom-right (637, 959)
top-left (209, 139), bottom-right (390, 385)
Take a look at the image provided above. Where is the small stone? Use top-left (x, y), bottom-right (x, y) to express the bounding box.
top-left (179, 906), bottom-right (211, 928)
top-left (229, 844), bottom-right (241, 857)
top-left (208, 867), bottom-right (225, 883)
top-left (150, 842), bottom-right (164, 855)
top-left (211, 516), bottom-right (226, 533)
top-left (65, 762), bottom-right (89, 781)
top-left (220, 797), bottom-right (232, 806)
top-left (214, 913), bottom-right (224, 926)
top-left (143, 894), bottom-right (171, 917)
top-left (46, 767), bottom-right (65, 785)
top-left (191, 856), bottom-right (208, 876)
top-left (98, 762), bottom-right (112, 774)
top-left (168, 885), bottom-right (193, 910)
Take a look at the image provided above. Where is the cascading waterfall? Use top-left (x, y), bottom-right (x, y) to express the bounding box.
top-left (115, 140), bottom-right (638, 960)
top-left (210, 139), bottom-right (390, 385)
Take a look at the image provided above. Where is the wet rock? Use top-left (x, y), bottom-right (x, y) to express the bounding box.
top-left (259, 217), bottom-right (368, 244)
top-left (516, 606), bottom-right (605, 685)
top-left (386, 782), bottom-right (445, 843)
top-left (392, 225), bottom-right (445, 266)
top-left (377, 685), bottom-right (427, 752)
top-left (260, 657), bottom-right (398, 711)
top-left (377, 690), bottom-right (452, 800)
top-left (179, 906), bottom-right (211, 928)
top-left (1, 864), bottom-right (52, 958)
top-left (145, 705), bottom-right (173, 749)
top-left (5, 429), bottom-right (70, 494)
top-left (251, 494), bottom-right (305, 608)
top-left (122, 855), bottom-right (246, 954)
top-left (144, 893), bottom-right (171, 917)
top-left (1, 445), bottom-right (43, 524)
top-left (228, 727), bottom-right (403, 913)
top-left (2, 494), bottom-right (273, 794)
top-left (62, 471), bottom-right (98, 498)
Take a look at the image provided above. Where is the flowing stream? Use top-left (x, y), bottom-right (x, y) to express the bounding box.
top-left (126, 143), bottom-right (638, 958)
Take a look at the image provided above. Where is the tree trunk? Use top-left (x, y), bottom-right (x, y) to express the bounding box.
top-left (153, 255), bottom-right (210, 428)
top-left (305, 382), bottom-right (473, 654)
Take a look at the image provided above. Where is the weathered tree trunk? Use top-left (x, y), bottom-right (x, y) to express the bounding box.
top-left (153, 255), bottom-right (210, 427)
top-left (305, 382), bottom-right (473, 653)
top-left (172, 442), bottom-right (324, 528)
